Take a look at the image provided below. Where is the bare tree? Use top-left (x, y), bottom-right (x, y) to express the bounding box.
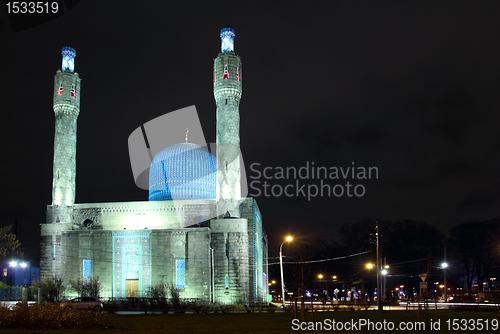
top-left (69, 277), bottom-right (101, 297)
top-left (290, 243), bottom-right (312, 298)
top-left (449, 220), bottom-right (500, 292)
top-left (34, 275), bottom-right (65, 302)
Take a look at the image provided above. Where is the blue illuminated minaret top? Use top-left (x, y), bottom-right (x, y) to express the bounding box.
top-left (220, 27), bottom-right (235, 53)
top-left (61, 46), bottom-right (76, 73)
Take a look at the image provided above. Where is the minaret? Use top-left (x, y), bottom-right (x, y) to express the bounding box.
top-left (51, 46), bottom-right (81, 223)
top-left (214, 27), bottom-right (242, 217)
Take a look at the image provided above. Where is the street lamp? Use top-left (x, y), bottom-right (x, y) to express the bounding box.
top-left (381, 265), bottom-right (389, 303)
top-left (318, 274), bottom-right (327, 301)
top-left (364, 264), bottom-right (375, 301)
top-left (441, 262), bottom-right (448, 301)
top-left (280, 236), bottom-right (292, 309)
top-left (9, 261), bottom-right (17, 286)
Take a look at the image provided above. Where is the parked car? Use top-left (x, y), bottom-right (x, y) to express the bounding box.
top-left (61, 297), bottom-right (103, 311)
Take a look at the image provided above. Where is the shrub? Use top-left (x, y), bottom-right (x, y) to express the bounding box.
top-left (147, 283), bottom-right (169, 313)
top-left (191, 300), bottom-right (211, 313)
top-left (68, 277), bottom-right (102, 297)
top-left (0, 303), bottom-right (111, 329)
top-left (33, 276), bottom-right (65, 302)
top-left (168, 283), bottom-right (186, 313)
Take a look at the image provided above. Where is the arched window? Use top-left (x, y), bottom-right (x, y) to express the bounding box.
top-left (71, 84), bottom-right (76, 97)
top-left (83, 219), bottom-right (93, 228)
top-left (57, 82), bottom-right (63, 95)
top-left (223, 64), bottom-right (229, 79)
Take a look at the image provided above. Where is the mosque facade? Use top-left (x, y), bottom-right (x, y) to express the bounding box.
top-left (40, 28), bottom-right (269, 305)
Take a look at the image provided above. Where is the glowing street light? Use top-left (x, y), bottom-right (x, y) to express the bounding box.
top-left (366, 263), bottom-right (374, 269)
top-left (9, 261), bottom-right (27, 287)
top-left (9, 261), bottom-right (18, 287)
top-left (441, 262), bottom-right (448, 301)
top-left (442, 247), bottom-right (448, 302)
top-left (318, 274), bottom-right (323, 279)
top-left (279, 236), bottom-right (293, 309)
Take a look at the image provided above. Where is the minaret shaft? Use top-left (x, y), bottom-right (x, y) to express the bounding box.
top-left (51, 47), bottom-right (80, 223)
top-left (214, 28), bottom-right (242, 217)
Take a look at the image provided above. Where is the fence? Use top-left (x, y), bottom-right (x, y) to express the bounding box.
top-left (0, 286), bottom-right (36, 301)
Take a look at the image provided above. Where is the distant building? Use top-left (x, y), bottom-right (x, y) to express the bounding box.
top-left (0, 260), bottom-right (39, 287)
top-left (40, 28), bottom-right (269, 305)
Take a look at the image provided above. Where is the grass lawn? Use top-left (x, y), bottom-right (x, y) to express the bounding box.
top-left (2, 310), bottom-right (500, 333)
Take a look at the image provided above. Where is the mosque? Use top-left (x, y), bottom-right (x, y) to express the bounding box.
top-left (40, 27), bottom-right (269, 305)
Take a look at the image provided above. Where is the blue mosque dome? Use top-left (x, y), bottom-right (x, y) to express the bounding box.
top-left (148, 143), bottom-right (216, 201)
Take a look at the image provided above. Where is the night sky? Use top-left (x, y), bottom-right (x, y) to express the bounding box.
top-left (1, 1), bottom-right (500, 262)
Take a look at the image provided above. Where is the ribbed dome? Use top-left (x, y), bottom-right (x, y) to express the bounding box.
top-left (149, 143), bottom-right (216, 201)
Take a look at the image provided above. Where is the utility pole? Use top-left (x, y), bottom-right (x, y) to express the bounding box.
top-left (443, 247), bottom-right (447, 302)
top-left (383, 257), bottom-right (387, 303)
top-left (376, 221), bottom-right (383, 311)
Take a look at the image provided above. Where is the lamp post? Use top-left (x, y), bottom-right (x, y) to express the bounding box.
top-left (9, 261), bottom-right (17, 286)
top-left (318, 274), bottom-right (337, 302)
top-left (442, 262), bottom-right (448, 301)
top-left (318, 274), bottom-right (326, 301)
top-left (365, 263), bottom-right (374, 301)
top-left (268, 280), bottom-right (276, 300)
top-left (20, 262), bottom-right (28, 285)
top-left (442, 247), bottom-right (448, 302)
top-left (382, 261), bottom-right (389, 303)
top-left (375, 221), bottom-right (382, 312)
top-left (279, 236), bottom-right (292, 309)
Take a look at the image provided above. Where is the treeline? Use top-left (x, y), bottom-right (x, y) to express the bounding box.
top-left (285, 218), bottom-right (500, 297)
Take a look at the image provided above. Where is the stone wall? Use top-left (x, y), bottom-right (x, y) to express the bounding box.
top-left (41, 199), bottom-right (267, 304)
top-left (210, 218), bottom-right (249, 304)
top-left (42, 227), bottom-right (211, 300)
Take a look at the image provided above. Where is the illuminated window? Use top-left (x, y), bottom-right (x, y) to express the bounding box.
top-left (2, 268), bottom-right (6, 277)
top-left (71, 84), bottom-right (76, 97)
top-left (213, 69), bottom-right (216, 84)
top-left (176, 259), bottom-right (185, 289)
top-left (53, 244), bottom-right (56, 259)
top-left (57, 82), bottom-right (63, 95)
top-left (82, 259), bottom-right (91, 285)
top-left (223, 64), bottom-right (229, 79)
top-left (225, 275), bottom-right (229, 289)
top-left (237, 67), bottom-right (240, 81)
